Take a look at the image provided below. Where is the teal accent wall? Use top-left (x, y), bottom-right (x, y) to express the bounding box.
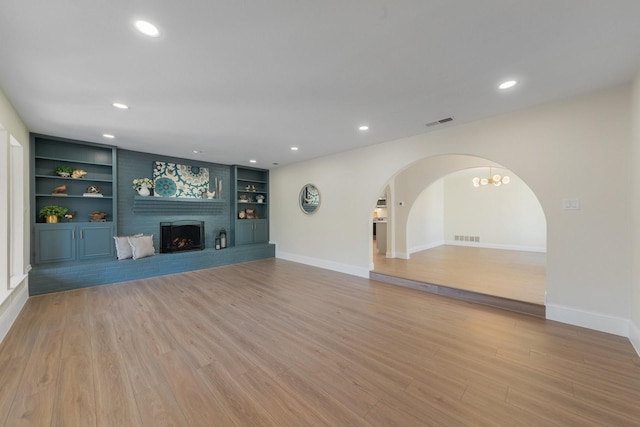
top-left (117, 149), bottom-right (232, 249)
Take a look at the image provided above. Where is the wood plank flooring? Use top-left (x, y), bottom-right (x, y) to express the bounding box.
top-left (1, 258), bottom-right (639, 426)
top-left (373, 244), bottom-right (547, 305)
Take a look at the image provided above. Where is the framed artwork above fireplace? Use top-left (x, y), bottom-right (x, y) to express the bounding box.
top-left (153, 161), bottom-right (209, 198)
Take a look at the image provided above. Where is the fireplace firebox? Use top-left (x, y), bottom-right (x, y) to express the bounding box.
top-left (160, 220), bottom-right (205, 253)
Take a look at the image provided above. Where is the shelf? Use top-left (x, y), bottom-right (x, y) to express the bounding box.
top-left (34, 155), bottom-right (112, 167)
top-left (233, 165), bottom-right (269, 246)
top-left (134, 196), bottom-right (225, 203)
top-left (237, 178), bottom-right (267, 184)
top-left (35, 174), bottom-right (113, 183)
top-left (35, 221), bottom-right (114, 225)
top-left (133, 196), bottom-right (226, 214)
top-left (36, 194), bottom-right (113, 199)
top-left (32, 134), bottom-right (118, 266)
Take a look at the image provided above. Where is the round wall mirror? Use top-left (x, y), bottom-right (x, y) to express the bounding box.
top-left (299, 184), bottom-right (321, 214)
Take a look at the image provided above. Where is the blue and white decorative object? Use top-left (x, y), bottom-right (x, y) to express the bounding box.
top-left (153, 162), bottom-right (209, 198)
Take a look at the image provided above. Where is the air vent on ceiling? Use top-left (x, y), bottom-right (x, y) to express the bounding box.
top-left (425, 116), bottom-right (454, 127)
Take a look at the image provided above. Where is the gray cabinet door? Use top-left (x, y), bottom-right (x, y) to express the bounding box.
top-left (253, 220), bottom-right (269, 243)
top-left (79, 223), bottom-right (114, 260)
top-left (35, 222), bottom-right (114, 263)
top-left (35, 224), bottom-right (76, 263)
top-left (236, 220), bottom-right (269, 245)
top-left (236, 221), bottom-right (255, 245)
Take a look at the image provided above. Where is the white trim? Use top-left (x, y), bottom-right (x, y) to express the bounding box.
top-left (444, 240), bottom-right (546, 253)
top-left (9, 273), bottom-right (27, 289)
top-left (276, 251), bottom-right (369, 278)
top-left (391, 252), bottom-right (409, 259)
top-left (0, 283), bottom-right (28, 345)
top-left (408, 240), bottom-right (445, 255)
top-left (630, 320), bottom-right (640, 358)
top-left (546, 303), bottom-right (630, 337)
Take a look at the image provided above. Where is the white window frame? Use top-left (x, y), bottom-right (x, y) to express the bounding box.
top-left (0, 127), bottom-right (9, 303)
top-left (9, 134), bottom-right (25, 289)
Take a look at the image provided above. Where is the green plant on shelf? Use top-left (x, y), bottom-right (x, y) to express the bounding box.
top-left (38, 205), bottom-right (68, 218)
top-left (55, 166), bottom-right (73, 177)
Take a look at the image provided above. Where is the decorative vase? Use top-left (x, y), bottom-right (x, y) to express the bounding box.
top-left (45, 215), bottom-right (59, 223)
top-left (137, 186), bottom-right (151, 197)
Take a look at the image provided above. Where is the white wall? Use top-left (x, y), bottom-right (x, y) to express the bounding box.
top-left (0, 87), bottom-right (30, 344)
top-left (272, 84), bottom-right (633, 337)
top-left (407, 180), bottom-right (444, 253)
top-left (630, 71), bottom-right (640, 354)
top-left (442, 167), bottom-right (546, 252)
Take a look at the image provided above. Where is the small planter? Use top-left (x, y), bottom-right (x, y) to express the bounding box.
top-left (137, 186), bottom-right (151, 197)
top-left (55, 166), bottom-right (73, 177)
top-left (38, 205), bottom-right (68, 223)
top-left (45, 215), bottom-right (59, 223)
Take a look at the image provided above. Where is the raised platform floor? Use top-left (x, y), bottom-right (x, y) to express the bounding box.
top-left (29, 243), bottom-right (275, 295)
top-left (370, 271), bottom-right (546, 317)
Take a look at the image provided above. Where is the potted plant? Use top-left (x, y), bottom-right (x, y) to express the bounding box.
top-left (132, 178), bottom-right (155, 196)
top-left (55, 166), bottom-right (74, 177)
top-left (39, 205), bottom-right (69, 223)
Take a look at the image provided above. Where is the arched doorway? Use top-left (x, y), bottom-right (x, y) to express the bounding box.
top-left (370, 155), bottom-right (547, 314)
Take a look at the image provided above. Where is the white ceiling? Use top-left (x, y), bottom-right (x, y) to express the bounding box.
top-left (1, 1), bottom-right (640, 168)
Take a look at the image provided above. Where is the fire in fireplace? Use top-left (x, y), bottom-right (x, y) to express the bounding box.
top-left (160, 220), bottom-right (205, 253)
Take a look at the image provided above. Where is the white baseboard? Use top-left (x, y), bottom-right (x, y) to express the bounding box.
top-left (444, 240), bottom-right (546, 253)
top-left (409, 240), bottom-right (445, 255)
top-left (276, 251), bottom-right (369, 278)
top-left (630, 320), bottom-right (640, 358)
top-left (546, 303), bottom-right (630, 337)
top-left (391, 252), bottom-right (409, 259)
top-left (0, 282), bottom-right (29, 345)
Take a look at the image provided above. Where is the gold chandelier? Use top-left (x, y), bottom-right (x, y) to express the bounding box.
top-left (472, 167), bottom-right (510, 187)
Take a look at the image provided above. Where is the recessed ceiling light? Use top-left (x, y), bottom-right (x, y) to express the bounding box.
top-left (112, 102), bottom-right (129, 110)
top-left (498, 80), bottom-right (517, 90)
top-left (103, 134), bottom-right (115, 139)
top-left (249, 159), bottom-right (257, 164)
top-left (359, 125), bottom-right (369, 131)
top-left (192, 150), bottom-right (200, 154)
top-left (291, 146), bottom-right (299, 151)
top-left (135, 20), bottom-right (160, 37)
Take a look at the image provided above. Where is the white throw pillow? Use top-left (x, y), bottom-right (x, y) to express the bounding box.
top-left (128, 234), bottom-right (155, 260)
top-left (113, 233), bottom-right (143, 260)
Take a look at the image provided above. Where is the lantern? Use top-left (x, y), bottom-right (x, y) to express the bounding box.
top-left (219, 228), bottom-right (227, 249)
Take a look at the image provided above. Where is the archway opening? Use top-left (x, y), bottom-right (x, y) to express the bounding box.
top-left (370, 156), bottom-right (547, 312)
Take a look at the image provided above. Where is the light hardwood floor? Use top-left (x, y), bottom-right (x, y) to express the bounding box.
top-left (1, 258), bottom-right (639, 426)
top-left (373, 244), bottom-right (547, 305)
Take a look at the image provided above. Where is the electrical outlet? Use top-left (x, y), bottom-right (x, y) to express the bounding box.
top-left (563, 198), bottom-right (580, 210)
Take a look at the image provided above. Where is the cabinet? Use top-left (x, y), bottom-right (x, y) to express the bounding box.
top-left (236, 219), bottom-right (269, 245)
top-left (34, 222), bottom-right (115, 263)
top-left (233, 166), bottom-right (269, 245)
top-left (31, 134), bottom-right (117, 264)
